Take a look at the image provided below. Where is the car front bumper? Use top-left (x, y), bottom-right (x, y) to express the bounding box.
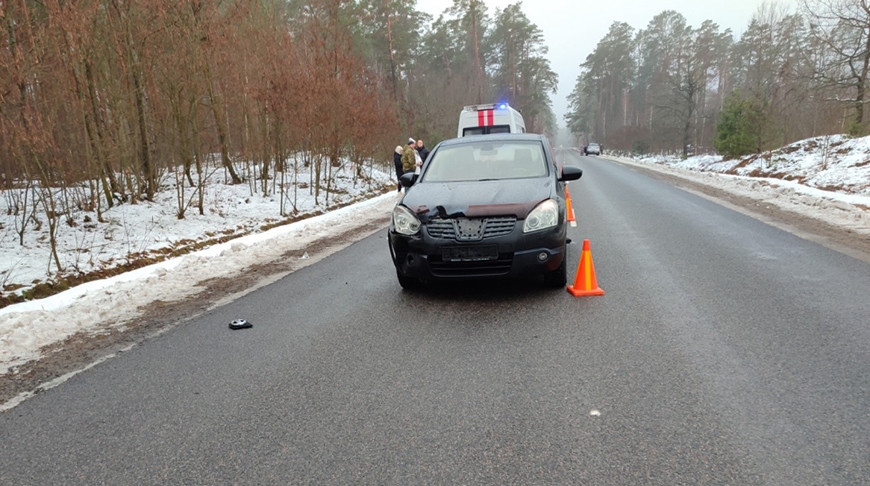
top-left (388, 224), bottom-right (567, 282)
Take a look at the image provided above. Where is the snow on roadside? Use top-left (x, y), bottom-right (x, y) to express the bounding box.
top-left (612, 158), bottom-right (870, 237)
top-left (1, 163), bottom-right (392, 299)
top-left (619, 134), bottom-right (870, 237)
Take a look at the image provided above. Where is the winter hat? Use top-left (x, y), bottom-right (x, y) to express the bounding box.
top-left (408, 137), bottom-right (415, 144)
top-left (395, 145), bottom-right (403, 154)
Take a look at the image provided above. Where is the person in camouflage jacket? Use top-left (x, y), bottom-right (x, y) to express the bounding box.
top-left (401, 139), bottom-right (418, 174)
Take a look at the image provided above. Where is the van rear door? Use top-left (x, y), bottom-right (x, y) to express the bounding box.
top-left (457, 103), bottom-right (525, 137)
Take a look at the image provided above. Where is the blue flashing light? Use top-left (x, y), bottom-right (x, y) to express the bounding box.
top-left (497, 103), bottom-right (509, 110)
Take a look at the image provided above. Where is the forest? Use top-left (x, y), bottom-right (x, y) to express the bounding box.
top-left (566, 1), bottom-right (870, 157)
top-left (0, 0), bottom-right (557, 274)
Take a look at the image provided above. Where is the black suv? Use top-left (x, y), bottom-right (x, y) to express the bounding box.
top-left (388, 134), bottom-right (583, 289)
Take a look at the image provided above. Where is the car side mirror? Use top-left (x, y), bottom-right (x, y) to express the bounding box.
top-left (399, 172), bottom-right (416, 187)
top-left (560, 165), bottom-right (583, 181)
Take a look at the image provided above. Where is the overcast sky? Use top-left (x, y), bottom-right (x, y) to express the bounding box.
top-left (415, 0), bottom-right (803, 127)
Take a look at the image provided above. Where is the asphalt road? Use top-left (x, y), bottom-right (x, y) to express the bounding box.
top-left (2, 150), bottom-right (869, 484)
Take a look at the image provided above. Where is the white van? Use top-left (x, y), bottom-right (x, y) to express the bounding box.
top-left (457, 103), bottom-right (526, 137)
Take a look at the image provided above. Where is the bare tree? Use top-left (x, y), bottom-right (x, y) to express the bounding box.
top-left (803, 0), bottom-right (870, 133)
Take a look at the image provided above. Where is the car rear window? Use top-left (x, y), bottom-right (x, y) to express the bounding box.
top-left (462, 125), bottom-right (511, 136)
top-left (424, 141), bottom-right (548, 182)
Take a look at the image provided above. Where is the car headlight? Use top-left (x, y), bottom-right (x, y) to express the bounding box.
top-left (523, 199), bottom-right (559, 233)
top-left (392, 205), bottom-right (421, 235)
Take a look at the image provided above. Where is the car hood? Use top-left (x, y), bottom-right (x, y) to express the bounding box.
top-left (400, 178), bottom-right (554, 221)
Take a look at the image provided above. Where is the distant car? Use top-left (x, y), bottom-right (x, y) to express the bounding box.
top-left (388, 134), bottom-right (583, 289)
top-left (584, 143), bottom-right (601, 156)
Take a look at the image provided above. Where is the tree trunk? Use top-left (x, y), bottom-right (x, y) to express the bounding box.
top-left (85, 60), bottom-right (121, 207)
top-left (471, 0), bottom-right (484, 103)
top-left (188, 0), bottom-right (242, 185)
top-left (385, 0), bottom-right (398, 102)
top-left (131, 58), bottom-right (155, 199)
top-left (856, 26), bottom-right (870, 128)
top-left (110, 0), bottom-right (156, 199)
top-left (203, 59), bottom-right (242, 184)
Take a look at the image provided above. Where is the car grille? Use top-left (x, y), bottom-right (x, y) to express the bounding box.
top-left (429, 255), bottom-right (514, 277)
top-left (426, 217), bottom-right (517, 241)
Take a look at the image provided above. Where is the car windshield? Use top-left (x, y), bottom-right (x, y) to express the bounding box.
top-left (423, 141), bottom-right (548, 182)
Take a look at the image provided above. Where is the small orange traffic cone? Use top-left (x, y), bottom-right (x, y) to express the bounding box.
top-left (567, 239), bottom-right (604, 296)
top-left (565, 187), bottom-right (576, 226)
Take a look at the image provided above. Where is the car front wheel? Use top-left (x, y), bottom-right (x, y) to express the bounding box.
top-left (397, 271), bottom-right (420, 290)
top-left (543, 257), bottom-right (567, 288)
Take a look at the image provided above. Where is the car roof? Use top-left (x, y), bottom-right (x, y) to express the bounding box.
top-left (437, 133), bottom-right (548, 148)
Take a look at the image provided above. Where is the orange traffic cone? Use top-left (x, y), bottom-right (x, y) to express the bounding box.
top-left (567, 239), bottom-right (604, 296)
top-left (565, 187), bottom-right (576, 226)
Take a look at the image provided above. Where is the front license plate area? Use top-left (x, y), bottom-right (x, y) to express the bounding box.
top-left (442, 245), bottom-right (498, 262)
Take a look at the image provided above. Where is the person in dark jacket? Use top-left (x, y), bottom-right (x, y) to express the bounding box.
top-left (416, 139), bottom-right (430, 162)
top-left (393, 145), bottom-right (404, 192)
